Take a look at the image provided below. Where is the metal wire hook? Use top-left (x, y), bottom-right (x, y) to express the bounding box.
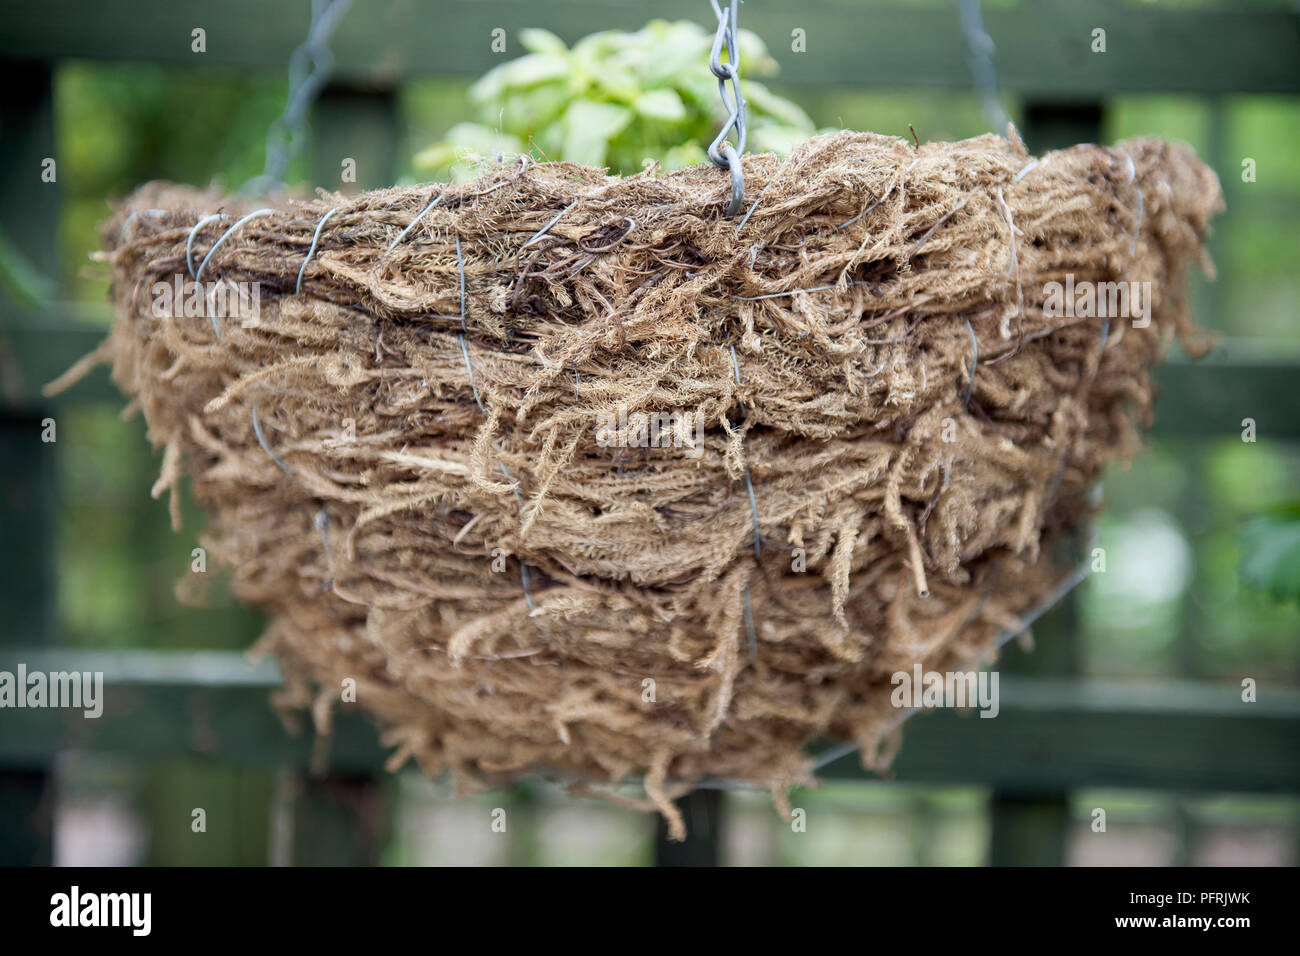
top-left (195, 208), bottom-right (274, 284)
top-left (719, 144), bottom-right (745, 218)
top-left (296, 204), bottom-right (340, 294)
top-left (707, 0), bottom-right (747, 217)
top-left (185, 213), bottom-right (226, 280)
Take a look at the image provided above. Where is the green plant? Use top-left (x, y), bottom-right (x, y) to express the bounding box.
top-left (414, 21), bottom-right (817, 179)
top-left (1240, 503), bottom-right (1300, 603)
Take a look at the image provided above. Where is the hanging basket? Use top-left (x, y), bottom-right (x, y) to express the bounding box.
top-left (66, 129), bottom-right (1221, 836)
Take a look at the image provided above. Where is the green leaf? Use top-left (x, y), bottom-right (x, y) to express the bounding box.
top-left (518, 28), bottom-right (568, 56)
top-left (749, 124), bottom-right (810, 157)
top-left (570, 30), bottom-right (623, 75)
top-left (471, 53), bottom-right (570, 103)
top-left (633, 89), bottom-right (686, 122)
top-left (593, 64), bottom-right (641, 104)
top-left (661, 141), bottom-right (709, 171)
top-left (736, 28), bottom-right (777, 76)
top-left (742, 80), bottom-right (816, 131)
top-left (499, 84), bottom-right (571, 136)
top-left (559, 100), bottom-right (633, 168)
top-left (638, 21), bottom-right (710, 87)
top-left (1240, 505), bottom-right (1300, 602)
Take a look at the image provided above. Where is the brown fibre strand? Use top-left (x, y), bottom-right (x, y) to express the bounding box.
top-left (65, 130), bottom-right (1221, 832)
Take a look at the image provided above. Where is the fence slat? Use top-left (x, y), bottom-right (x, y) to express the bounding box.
top-left (655, 790), bottom-right (722, 866)
top-left (0, 59), bottom-right (59, 866)
top-left (1, 1), bottom-right (1297, 94)
top-left (3, 649), bottom-right (1297, 794)
top-left (312, 84), bottom-right (400, 193)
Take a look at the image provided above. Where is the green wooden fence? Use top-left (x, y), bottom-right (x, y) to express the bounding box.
top-left (1, 0), bottom-right (1298, 866)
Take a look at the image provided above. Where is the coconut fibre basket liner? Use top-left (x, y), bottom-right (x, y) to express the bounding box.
top-left (71, 129), bottom-right (1221, 836)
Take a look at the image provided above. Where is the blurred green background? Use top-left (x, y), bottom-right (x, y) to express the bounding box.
top-left (5, 1), bottom-right (1298, 865)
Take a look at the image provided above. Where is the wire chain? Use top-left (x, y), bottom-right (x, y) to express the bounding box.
top-left (244, 0), bottom-right (353, 193)
top-left (957, 0), bottom-right (1011, 135)
top-left (706, 0), bottom-right (747, 216)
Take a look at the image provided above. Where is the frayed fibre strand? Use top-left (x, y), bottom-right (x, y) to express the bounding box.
top-left (74, 130), bottom-right (1220, 836)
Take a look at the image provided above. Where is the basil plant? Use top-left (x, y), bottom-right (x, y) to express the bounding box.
top-left (415, 20), bottom-right (817, 179)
